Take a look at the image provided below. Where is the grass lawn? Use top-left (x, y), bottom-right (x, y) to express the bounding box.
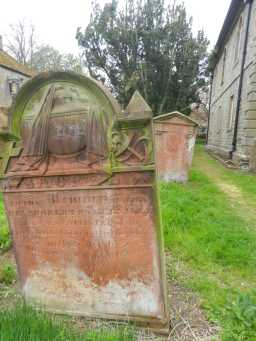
top-left (0, 193), bottom-right (11, 252)
top-left (0, 304), bottom-right (135, 341)
top-left (161, 145), bottom-right (256, 340)
top-left (0, 145), bottom-right (256, 340)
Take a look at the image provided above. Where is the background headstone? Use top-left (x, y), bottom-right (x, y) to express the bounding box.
top-left (154, 111), bottom-right (198, 183)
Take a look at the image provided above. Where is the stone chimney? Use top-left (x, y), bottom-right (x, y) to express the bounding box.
top-left (0, 36), bottom-right (3, 51)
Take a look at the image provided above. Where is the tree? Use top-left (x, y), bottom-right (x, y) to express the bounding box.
top-left (5, 19), bottom-right (37, 67)
top-left (32, 45), bottom-right (83, 73)
top-left (5, 20), bottom-right (83, 73)
top-left (76, 0), bottom-right (209, 114)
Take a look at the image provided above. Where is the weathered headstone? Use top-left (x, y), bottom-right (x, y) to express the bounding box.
top-left (154, 111), bottom-right (198, 183)
top-left (2, 72), bottom-right (168, 330)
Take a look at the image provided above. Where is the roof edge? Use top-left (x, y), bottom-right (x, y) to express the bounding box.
top-left (0, 63), bottom-right (33, 78)
top-left (214, 0), bottom-right (248, 63)
top-left (0, 50), bottom-right (36, 77)
top-left (153, 111), bottom-right (198, 126)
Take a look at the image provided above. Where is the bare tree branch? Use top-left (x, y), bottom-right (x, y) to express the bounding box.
top-left (5, 19), bottom-right (38, 66)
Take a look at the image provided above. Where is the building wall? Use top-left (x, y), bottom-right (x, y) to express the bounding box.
top-left (0, 66), bottom-right (29, 107)
top-left (207, 0), bottom-right (256, 166)
top-left (0, 106), bottom-right (8, 131)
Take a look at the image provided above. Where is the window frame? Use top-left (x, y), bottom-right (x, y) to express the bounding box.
top-left (234, 16), bottom-right (243, 64)
top-left (221, 47), bottom-right (227, 86)
top-left (228, 95), bottom-right (235, 131)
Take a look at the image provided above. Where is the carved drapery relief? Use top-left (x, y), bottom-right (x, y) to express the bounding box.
top-left (8, 82), bottom-right (111, 176)
top-left (4, 80), bottom-right (154, 178)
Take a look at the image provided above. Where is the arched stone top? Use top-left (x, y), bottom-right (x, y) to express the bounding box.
top-left (2, 81), bottom-right (154, 178)
top-left (10, 71), bottom-right (121, 138)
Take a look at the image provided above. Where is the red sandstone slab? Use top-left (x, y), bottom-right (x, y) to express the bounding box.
top-left (4, 181), bottom-right (167, 325)
top-left (154, 112), bottom-right (197, 182)
top-left (2, 72), bottom-right (168, 330)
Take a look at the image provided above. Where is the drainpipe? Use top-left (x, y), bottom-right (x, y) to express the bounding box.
top-left (206, 73), bottom-right (214, 145)
top-left (231, 0), bottom-right (253, 157)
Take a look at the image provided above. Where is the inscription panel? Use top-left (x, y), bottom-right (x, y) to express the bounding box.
top-left (2, 171), bottom-right (154, 191)
top-left (4, 186), bottom-right (165, 320)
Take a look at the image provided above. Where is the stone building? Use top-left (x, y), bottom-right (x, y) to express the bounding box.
top-left (0, 35), bottom-right (35, 128)
top-left (207, 0), bottom-right (256, 168)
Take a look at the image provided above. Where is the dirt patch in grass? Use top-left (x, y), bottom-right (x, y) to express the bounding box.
top-left (217, 182), bottom-right (242, 200)
top-left (194, 146), bottom-right (256, 228)
top-left (167, 254), bottom-right (219, 341)
top-left (0, 248), bottom-right (15, 263)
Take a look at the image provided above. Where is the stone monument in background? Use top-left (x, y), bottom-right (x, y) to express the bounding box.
top-left (1, 72), bottom-right (168, 331)
top-left (154, 111), bottom-right (198, 183)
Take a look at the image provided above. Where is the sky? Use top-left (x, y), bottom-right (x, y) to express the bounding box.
top-left (0, 0), bottom-right (231, 56)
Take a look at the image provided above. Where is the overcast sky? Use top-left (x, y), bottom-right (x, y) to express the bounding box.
top-left (0, 0), bottom-right (231, 56)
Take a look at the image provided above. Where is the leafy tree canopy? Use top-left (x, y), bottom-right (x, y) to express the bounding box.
top-left (31, 45), bottom-right (83, 73)
top-left (76, 0), bottom-right (209, 114)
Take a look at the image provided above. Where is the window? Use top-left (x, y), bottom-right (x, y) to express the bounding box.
top-left (8, 78), bottom-right (23, 97)
top-left (221, 48), bottom-right (227, 85)
top-left (228, 95), bottom-right (235, 130)
top-left (234, 16), bottom-right (243, 63)
top-left (216, 105), bottom-right (222, 135)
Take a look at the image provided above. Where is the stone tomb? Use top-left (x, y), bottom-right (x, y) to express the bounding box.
top-left (154, 111), bottom-right (198, 182)
top-left (2, 72), bottom-right (168, 329)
